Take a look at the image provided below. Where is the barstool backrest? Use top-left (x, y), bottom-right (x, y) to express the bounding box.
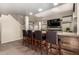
top-left (46, 31), bottom-right (58, 45)
top-left (27, 30), bottom-right (32, 38)
top-left (35, 30), bottom-right (42, 40)
top-left (23, 30), bottom-right (27, 36)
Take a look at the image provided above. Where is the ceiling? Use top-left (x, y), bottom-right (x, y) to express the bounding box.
top-left (0, 3), bottom-right (63, 16)
top-left (35, 3), bottom-right (73, 17)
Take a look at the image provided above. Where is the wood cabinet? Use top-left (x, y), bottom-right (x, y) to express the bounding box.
top-left (60, 36), bottom-right (79, 55)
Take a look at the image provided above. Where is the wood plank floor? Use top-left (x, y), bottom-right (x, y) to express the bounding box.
top-left (0, 36), bottom-right (79, 55)
top-left (0, 40), bottom-right (40, 55)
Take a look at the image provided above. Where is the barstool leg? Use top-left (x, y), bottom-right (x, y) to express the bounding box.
top-left (58, 40), bottom-right (61, 55)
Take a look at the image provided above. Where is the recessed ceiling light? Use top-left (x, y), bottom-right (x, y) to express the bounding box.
top-left (38, 8), bottom-right (43, 12)
top-left (53, 3), bottom-right (59, 6)
top-left (29, 12), bottom-right (33, 15)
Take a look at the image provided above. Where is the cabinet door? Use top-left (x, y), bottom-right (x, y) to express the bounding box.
top-left (61, 37), bottom-right (79, 55)
top-left (62, 16), bottom-right (72, 22)
top-left (61, 16), bottom-right (73, 32)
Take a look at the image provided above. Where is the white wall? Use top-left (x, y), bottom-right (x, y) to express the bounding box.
top-left (0, 14), bottom-right (23, 44)
top-left (77, 4), bottom-right (79, 35)
top-left (12, 15), bottom-right (25, 30)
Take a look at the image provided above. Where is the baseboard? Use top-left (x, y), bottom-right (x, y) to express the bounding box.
top-left (1, 39), bottom-right (22, 45)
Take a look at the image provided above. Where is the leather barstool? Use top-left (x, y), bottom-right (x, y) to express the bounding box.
top-left (45, 31), bottom-right (61, 55)
top-left (27, 30), bottom-right (33, 48)
top-left (33, 30), bottom-right (42, 53)
top-left (22, 30), bottom-right (27, 46)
